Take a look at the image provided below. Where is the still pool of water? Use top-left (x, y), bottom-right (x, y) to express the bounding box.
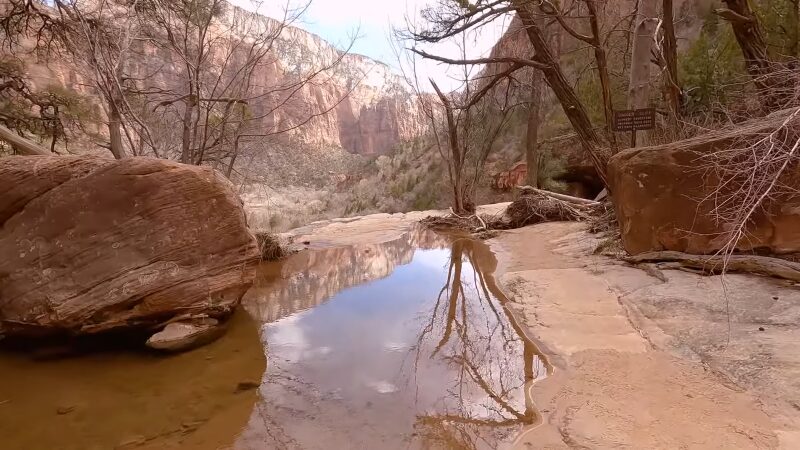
top-left (0, 228), bottom-right (549, 449)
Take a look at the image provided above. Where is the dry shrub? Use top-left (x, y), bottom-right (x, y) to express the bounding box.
top-left (255, 232), bottom-right (285, 261)
top-left (421, 191), bottom-right (605, 234)
top-left (491, 192), bottom-right (599, 229)
top-left (587, 202), bottom-right (617, 234)
top-left (420, 214), bottom-right (494, 232)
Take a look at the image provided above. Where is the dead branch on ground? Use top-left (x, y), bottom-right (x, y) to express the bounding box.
top-left (626, 251), bottom-right (800, 283)
top-left (421, 189), bottom-right (606, 234)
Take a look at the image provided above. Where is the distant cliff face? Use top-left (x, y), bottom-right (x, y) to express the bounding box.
top-left (243, 228), bottom-right (449, 323)
top-left (24, 3), bottom-right (424, 157)
top-left (250, 12), bottom-right (425, 156)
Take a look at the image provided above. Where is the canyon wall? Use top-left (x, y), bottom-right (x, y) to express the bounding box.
top-left (21, 3), bottom-right (424, 157)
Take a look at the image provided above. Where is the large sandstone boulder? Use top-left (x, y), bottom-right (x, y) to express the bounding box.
top-left (608, 109), bottom-right (800, 255)
top-left (0, 156), bottom-right (260, 339)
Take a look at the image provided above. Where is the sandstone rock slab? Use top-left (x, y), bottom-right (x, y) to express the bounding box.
top-left (608, 109), bottom-right (800, 255)
top-left (0, 156), bottom-right (259, 339)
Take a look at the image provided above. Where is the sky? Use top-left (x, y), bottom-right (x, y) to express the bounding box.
top-left (228, 0), bottom-right (511, 91)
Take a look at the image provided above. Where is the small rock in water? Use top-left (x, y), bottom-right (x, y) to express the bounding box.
top-left (146, 318), bottom-right (224, 353)
top-left (56, 405), bottom-right (76, 415)
top-left (235, 381), bottom-right (260, 393)
top-left (759, 326), bottom-right (766, 331)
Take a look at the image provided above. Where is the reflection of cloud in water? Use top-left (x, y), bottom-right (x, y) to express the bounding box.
top-left (411, 248), bottom-right (452, 271)
top-left (243, 227), bottom-right (451, 324)
top-left (265, 315), bottom-right (308, 363)
top-left (383, 341), bottom-right (407, 352)
top-left (236, 230), bottom-right (553, 450)
top-left (367, 380), bottom-right (399, 394)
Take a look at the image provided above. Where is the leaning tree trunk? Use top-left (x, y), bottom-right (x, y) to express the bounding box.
top-left (513, 1), bottom-right (609, 189)
top-left (0, 124), bottom-right (51, 155)
top-left (628, 0), bottom-right (657, 147)
top-left (718, 0), bottom-right (787, 109)
top-left (662, 0), bottom-right (681, 124)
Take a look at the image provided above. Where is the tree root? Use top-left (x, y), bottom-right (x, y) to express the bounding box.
top-left (626, 251), bottom-right (800, 282)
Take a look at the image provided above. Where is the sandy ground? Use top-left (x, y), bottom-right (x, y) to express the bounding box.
top-left (492, 222), bottom-right (800, 449)
top-left (277, 207), bottom-right (800, 449)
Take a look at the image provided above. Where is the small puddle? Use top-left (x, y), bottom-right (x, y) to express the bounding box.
top-left (239, 227), bottom-right (551, 449)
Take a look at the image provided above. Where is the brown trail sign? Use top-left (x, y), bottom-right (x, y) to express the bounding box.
top-left (614, 108), bottom-right (656, 147)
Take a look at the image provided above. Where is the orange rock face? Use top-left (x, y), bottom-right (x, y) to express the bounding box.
top-left (608, 111), bottom-right (800, 255)
top-left (0, 156), bottom-right (260, 338)
top-left (492, 162), bottom-right (528, 191)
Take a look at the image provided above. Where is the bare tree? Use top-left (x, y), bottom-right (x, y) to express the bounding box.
top-left (538, 0), bottom-right (618, 147)
top-left (405, 0), bottom-right (613, 188)
top-left (424, 73), bottom-right (515, 214)
top-left (0, 0), bottom-right (356, 174)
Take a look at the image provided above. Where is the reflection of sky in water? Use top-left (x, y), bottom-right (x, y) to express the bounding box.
top-left (240, 243), bottom-right (545, 449)
top-left (264, 249), bottom-right (450, 396)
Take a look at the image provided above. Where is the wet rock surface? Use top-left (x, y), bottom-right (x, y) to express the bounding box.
top-left (0, 156), bottom-right (259, 340)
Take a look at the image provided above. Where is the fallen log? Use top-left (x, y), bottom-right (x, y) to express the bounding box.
top-left (516, 186), bottom-right (600, 205)
top-left (626, 251), bottom-right (800, 282)
top-left (0, 124), bottom-right (50, 155)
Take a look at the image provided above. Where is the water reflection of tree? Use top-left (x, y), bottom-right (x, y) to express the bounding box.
top-left (414, 238), bottom-right (550, 449)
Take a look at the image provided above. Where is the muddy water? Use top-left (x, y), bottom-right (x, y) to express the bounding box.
top-left (0, 311), bottom-right (266, 450)
top-left (0, 228), bottom-right (548, 450)
top-left (239, 228), bottom-right (550, 449)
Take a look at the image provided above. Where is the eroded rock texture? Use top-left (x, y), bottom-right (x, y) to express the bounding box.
top-left (608, 109), bottom-right (800, 255)
top-left (0, 156), bottom-right (259, 338)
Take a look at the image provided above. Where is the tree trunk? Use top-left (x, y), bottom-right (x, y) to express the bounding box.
top-left (720, 0), bottom-right (770, 73)
top-left (107, 102), bottom-right (126, 159)
top-left (0, 124), bottom-right (50, 155)
top-left (525, 70), bottom-right (541, 188)
top-left (790, 0), bottom-right (799, 58)
top-left (626, 251), bottom-right (800, 283)
top-left (513, 1), bottom-right (609, 189)
top-left (431, 80), bottom-right (466, 214)
top-left (585, 0), bottom-right (616, 148)
top-left (226, 139), bottom-right (239, 178)
top-left (628, 0), bottom-right (657, 147)
top-left (718, 0), bottom-right (786, 109)
top-left (180, 94), bottom-right (196, 164)
top-left (662, 0), bottom-right (681, 124)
